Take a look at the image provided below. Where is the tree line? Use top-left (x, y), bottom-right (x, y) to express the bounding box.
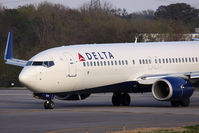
top-left (0, 1), bottom-right (199, 87)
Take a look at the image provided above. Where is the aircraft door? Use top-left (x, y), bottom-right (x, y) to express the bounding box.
top-left (65, 53), bottom-right (77, 77)
top-left (148, 56), bottom-right (153, 70)
top-left (153, 56), bottom-right (159, 70)
top-left (147, 56), bottom-right (159, 72)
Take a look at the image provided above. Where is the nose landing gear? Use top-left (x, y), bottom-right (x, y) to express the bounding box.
top-left (44, 100), bottom-right (55, 109)
top-left (41, 93), bottom-right (55, 109)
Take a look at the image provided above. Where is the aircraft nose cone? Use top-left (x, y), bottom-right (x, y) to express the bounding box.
top-left (18, 68), bottom-right (43, 93)
top-left (18, 70), bottom-right (29, 86)
top-left (18, 67), bottom-right (36, 88)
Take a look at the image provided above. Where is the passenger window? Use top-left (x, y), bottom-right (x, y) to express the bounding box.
top-left (189, 58), bottom-right (191, 62)
top-left (100, 61), bottom-right (103, 66)
top-left (87, 62), bottom-right (89, 67)
top-left (159, 59), bottom-right (161, 63)
top-left (182, 58), bottom-right (184, 63)
top-left (162, 59), bottom-right (165, 64)
top-left (122, 60), bottom-right (124, 65)
top-left (185, 58), bottom-right (188, 62)
top-left (179, 58), bottom-right (181, 63)
top-left (172, 58), bottom-right (175, 63)
top-left (107, 61), bottom-right (110, 66)
top-left (145, 59), bottom-right (148, 64)
top-left (97, 61), bottom-right (100, 66)
top-left (192, 58), bottom-right (195, 62)
top-left (90, 62), bottom-right (93, 66)
top-left (196, 57), bottom-right (198, 62)
top-left (139, 59), bottom-right (142, 64)
top-left (93, 62), bottom-right (96, 66)
top-left (119, 60), bottom-right (121, 65)
top-left (111, 61), bottom-right (114, 65)
top-left (104, 61), bottom-right (106, 66)
top-left (169, 58), bottom-right (172, 63)
top-left (83, 62), bottom-right (86, 67)
top-left (142, 59), bottom-right (145, 64)
top-left (149, 59), bottom-right (151, 64)
top-left (115, 61), bottom-right (117, 65)
top-left (155, 59), bottom-right (157, 64)
top-left (175, 58), bottom-right (178, 63)
top-left (126, 60), bottom-right (128, 65)
top-left (166, 58), bottom-right (168, 63)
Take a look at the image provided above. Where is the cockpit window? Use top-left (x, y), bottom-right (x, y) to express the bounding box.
top-left (43, 61), bottom-right (49, 67)
top-left (32, 61), bottom-right (43, 66)
top-left (26, 61), bottom-right (32, 66)
top-left (49, 61), bottom-right (54, 67)
top-left (26, 61), bottom-right (55, 68)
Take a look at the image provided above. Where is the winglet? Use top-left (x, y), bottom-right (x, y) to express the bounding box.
top-left (3, 31), bottom-right (28, 67)
top-left (4, 31), bottom-right (13, 60)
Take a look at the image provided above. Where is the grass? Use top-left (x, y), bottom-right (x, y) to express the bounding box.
top-left (111, 125), bottom-right (199, 133)
top-left (184, 125), bottom-right (199, 133)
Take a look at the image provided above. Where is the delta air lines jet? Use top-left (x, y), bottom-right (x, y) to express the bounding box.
top-left (4, 31), bottom-right (199, 109)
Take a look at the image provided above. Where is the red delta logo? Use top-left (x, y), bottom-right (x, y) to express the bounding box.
top-left (78, 52), bottom-right (114, 61)
top-left (78, 53), bottom-right (86, 61)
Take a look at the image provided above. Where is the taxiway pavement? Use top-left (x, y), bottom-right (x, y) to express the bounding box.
top-left (0, 89), bottom-right (199, 133)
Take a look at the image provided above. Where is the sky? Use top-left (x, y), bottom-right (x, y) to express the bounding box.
top-left (0, 0), bottom-right (199, 13)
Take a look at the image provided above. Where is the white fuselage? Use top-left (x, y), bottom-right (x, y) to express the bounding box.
top-left (19, 41), bottom-right (199, 93)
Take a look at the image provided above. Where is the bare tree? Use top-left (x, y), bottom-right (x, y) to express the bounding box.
top-left (90, 0), bottom-right (101, 9)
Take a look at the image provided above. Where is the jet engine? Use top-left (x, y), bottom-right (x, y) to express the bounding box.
top-left (152, 77), bottom-right (194, 101)
top-left (55, 93), bottom-right (91, 101)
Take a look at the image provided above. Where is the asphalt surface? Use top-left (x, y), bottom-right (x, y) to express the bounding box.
top-left (0, 89), bottom-right (199, 133)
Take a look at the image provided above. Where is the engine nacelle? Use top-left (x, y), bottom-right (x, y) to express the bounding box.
top-left (152, 77), bottom-right (194, 101)
top-left (55, 93), bottom-right (90, 101)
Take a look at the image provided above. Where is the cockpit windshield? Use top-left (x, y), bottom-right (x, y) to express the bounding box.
top-left (26, 61), bottom-right (55, 68)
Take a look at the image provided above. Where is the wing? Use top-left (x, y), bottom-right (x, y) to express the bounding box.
top-left (136, 71), bottom-right (199, 84)
top-left (4, 31), bottom-right (27, 67)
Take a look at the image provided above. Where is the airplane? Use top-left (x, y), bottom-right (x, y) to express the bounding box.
top-left (4, 31), bottom-right (199, 109)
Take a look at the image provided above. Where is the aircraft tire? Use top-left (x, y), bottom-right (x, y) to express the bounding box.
top-left (112, 93), bottom-right (121, 106)
top-left (181, 98), bottom-right (190, 107)
top-left (44, 101), bottom-right (49, 109)
top-left (44, 101), bottom-right (55, 109)
top-left (121, 93), bottom-right (131, 106)
top-left (170, 100), bottom-right (181, 107)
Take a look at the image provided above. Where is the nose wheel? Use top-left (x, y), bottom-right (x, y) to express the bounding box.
top-left (44, 100), bottom-right (55, 109)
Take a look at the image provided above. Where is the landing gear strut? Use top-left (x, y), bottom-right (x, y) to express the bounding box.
top-left (170, 98), bottom-right (190, 107)
top-left (112, 93), bottom-right (131, 106)
top-left (41, 93), bottom-right (55, 109)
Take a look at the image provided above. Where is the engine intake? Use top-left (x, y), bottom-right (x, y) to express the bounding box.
top-left (152, 77), bottom-right (194, 101)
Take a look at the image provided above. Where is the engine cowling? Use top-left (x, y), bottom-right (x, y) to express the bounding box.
top-left (152, 77), bottom-right (194, 101)
top-left (55, 93), bottom-right (90, 101)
